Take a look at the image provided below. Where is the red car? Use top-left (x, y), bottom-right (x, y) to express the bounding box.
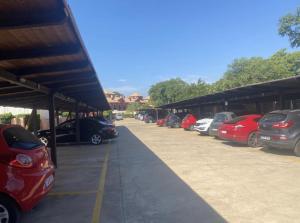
top-left (218, 114), bottom-right (263, 147)
top-left (156, 114), bottom-right (171, 127)
top-left (181, 114), bottom-right (197, 130)
top-left (0, 125), bottom-right (55, 222)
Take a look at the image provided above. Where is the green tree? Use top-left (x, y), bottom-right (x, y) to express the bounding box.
top-left (148, 78), bottom-right (189, 106)
top-left (279, 7), bottom-right (300, 48)
top-left (185, 79), bottom-right (211, 98)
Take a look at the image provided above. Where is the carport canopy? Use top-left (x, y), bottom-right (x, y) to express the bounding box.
top-left (159, 75), bottom-right (300, 109)
top-left (0, 0), bottom-right (110, 167)
top-left (0, 0), bottom-right (110, 112)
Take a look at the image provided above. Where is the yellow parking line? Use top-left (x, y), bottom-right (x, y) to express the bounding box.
top-left (48, 190), bottom-right (97, 196)
top-left (91, 147), bottom-right (110, 223)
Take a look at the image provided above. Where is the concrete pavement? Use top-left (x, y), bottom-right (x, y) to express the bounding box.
top-left (21, 118), bottom-right (300, 223)
top-left (102, 119), bottom-right (300, 223)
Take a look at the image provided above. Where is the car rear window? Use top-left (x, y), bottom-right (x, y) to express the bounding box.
top-left (182, 114), bottom-right (190, 121)
top-left (214, 114), bottom-right (227, 122)
top-left (260, 113), bottom-right (287, 123)
top-left (3, 127), bottom-right (43, 150)
top-left (225, 116), bottom-right (246, 124)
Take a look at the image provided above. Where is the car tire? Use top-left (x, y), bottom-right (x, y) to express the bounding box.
top-left (0, 195), bottom-right (20, 223)
top-left (294, 140), bottom-right (300, 157)
top-left (248, 132), bottom-right (259, 148)
top-left (90, 134), bottom-right (103, 145)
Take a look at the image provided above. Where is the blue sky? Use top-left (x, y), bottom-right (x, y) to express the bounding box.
top-left (68, 0), bottom-right (299, 96)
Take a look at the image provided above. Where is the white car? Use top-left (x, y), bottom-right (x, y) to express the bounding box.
top-left (115, 113), bottom-right (123, 120)
top-left (193, 118), bottom-right (213, 134)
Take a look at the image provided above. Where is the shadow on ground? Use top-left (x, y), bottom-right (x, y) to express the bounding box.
top-left (101, 126), bottom-right (227, 223)
top-left (260, 147), bottom-right (295, 157)
top-left (221, 141), bottom-right (248, 147)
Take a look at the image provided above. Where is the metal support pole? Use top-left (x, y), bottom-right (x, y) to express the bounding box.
top-left (255, 102), bottom-right (262, 114)
top-left (48, 93), bottom-right (57, 167)
top-left (32, 107), bottom-right (37, 136)
top-left (279, 94), bottom-right (285, 110)
top-left (75, 102), bottom-right (80, 143)
top-left (56, 109), bottom-right (59, 125)
top-left (155, 109), bottom-right (158, 121)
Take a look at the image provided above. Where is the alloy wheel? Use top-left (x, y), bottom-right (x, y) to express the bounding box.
top-left (0, 204), bottom-right (9, 223)
top-left (248, 132), bottom-right (259, 147)
top-left (91, 134), bottom-right (102, 145)
top-left (40, 137), bottom-right (48, 146)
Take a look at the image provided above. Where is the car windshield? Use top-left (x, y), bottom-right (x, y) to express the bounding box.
top-left (260, 113), bottom-right (287, 123)
top-left (3, 127), bottom-right (43, 150)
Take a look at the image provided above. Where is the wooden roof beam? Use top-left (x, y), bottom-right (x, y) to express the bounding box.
top-left (57, 82), bottom-right (98, 90)
top-left (0, 9), bottom-right (68, 30)
top-left (36, 72), bottom-right (95, 84)
top-left (0, 69), bottom-right (49, 94)
top-left (11, 61), bottom-right (90, 77)
top-left (0, 44), bottom-right (81, 61)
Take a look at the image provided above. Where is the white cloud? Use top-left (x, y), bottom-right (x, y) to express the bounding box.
top-left (118, 79), bottom-right (127, 82)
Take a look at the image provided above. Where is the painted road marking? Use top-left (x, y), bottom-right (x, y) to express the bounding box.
top-left (48, 190), bottom-right (97, 196)
top-left (91, 147), bottom-right (110, 223)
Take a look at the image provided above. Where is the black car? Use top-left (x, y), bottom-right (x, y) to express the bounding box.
top-left (37, 118), bottom-right (118, 145)
top-left (166, 114), bottom-right (181, 128)
top-left (258, 110), bottom-right (300, 156)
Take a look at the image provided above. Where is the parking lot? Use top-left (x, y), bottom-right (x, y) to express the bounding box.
top-left (23, 118), bottom-right (300, 223)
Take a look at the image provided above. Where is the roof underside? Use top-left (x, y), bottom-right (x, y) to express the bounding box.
top-left (160, 75), bottom-right (300, 109)
top-left (0, 0), bottom-right (110, 111)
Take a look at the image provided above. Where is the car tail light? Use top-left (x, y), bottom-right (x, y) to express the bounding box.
top-left (272, 121), bottom-right (294, 129)
top-left (9, 154), bottom-right (33, 168)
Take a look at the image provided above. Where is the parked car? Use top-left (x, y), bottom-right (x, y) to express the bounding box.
top-left (258, 110), bottom-right (300, 156)
top-left (144, 114), bottom-right (155, 123)
top-left (181, 114), bottom-right (197, 130)
top-left (0, 125), bottom-right (55, 223)
top-left (194, 118), bottom-right (214, 134)
top-left (95, 116), bottom-right (113, 125)
top-left (156, 114), bottom-right (170, 127)
top-left (218, 114), bottom-right (262, 147)
top-left (138, 113), bottom-right (144, 121)
top-left (115, 113), bottom-right (123, 120)
top-left (209, 112), bottom-right (236, 137)
top-left (156, 118), bottom-right (166, 126)
top-left (166, 114), bottom-right (181, 128)
top-left (37, 118), bottom-right (118, 145)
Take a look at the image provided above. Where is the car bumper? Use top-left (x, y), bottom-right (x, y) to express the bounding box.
top-left (11, 167), bottom-right (55, 211)
top-left (258, 133), bottom-right (295, 150)
top-left (209, 128), bottom-right (219, 136)
top-left (259, 138), bottom-right (295, 150)
top-left (194, 126), bottom-right (209, 132)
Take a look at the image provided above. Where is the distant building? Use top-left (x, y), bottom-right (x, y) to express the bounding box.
top-left (104, 90), bottom-right (150, 111)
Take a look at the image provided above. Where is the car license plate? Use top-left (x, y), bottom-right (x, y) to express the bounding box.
top-left (260, 136), bottom-right (271, 141)
top-left (44, 175), bottom-right (54, 188)
top-left (212, 129), bottom-right (218, 131)
top-left (221, 130), bottom-right (227, 134)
